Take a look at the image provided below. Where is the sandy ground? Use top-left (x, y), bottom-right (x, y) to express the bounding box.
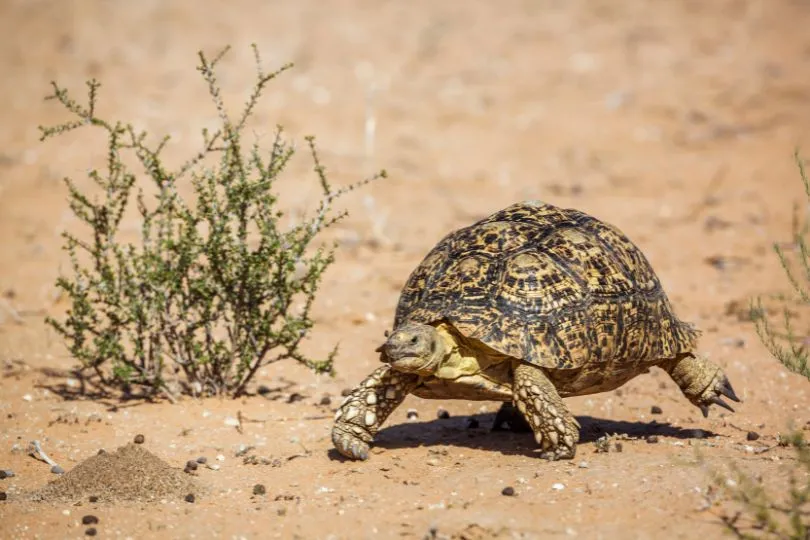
top-left (2, 0), bottom-right (810, 538)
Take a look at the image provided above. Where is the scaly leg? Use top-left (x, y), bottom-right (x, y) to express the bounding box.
top-left (331, 365), bottom-right (419, 460)
top-left (513, 363), bottom-right (580, 460)
top-left (660, 354), bottom-right (741, 417)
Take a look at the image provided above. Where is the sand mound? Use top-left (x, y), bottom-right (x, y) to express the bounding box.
top-left (30, 443), bottom-right (200, 503)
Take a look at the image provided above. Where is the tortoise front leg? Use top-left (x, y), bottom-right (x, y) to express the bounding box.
top-left (332, 365), bottom-right (419, 460)
top-left (513, 363), bottom-right (580, 460)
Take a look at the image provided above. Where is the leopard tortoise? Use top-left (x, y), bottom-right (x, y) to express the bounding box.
top-left (332, 200), bottom-right (739, 460)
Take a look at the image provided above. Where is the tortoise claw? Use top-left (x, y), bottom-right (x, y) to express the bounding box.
top-left (718, 379), bottom-right (741, 403)
top-left (697, 371), bottom-right (741, 417)
top-left (332, 427), bottom-right (370, 461)
top-left (708, 395), bottom-right (735, 413)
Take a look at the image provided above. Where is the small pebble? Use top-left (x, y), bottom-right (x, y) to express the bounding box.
top-left (406, 409), bottom-right (419, 420)
top-left (577, 461), bottom-right (589, 468)
top-left (437, 408), bottom-right (450, 420)
top-left (646, 435), bottom-right (659, 444)
top-left (552, 483), bottom-right (565, 491)
top-left (614, 443), bottom-right (623, 453)
top-left (0, 492), bottom-right (7, 501)
top-left (501, 486), bottom-right (516, 496)
top-left (133, 434), bottom-right (145, 444)
top-left (257, 385), bottom-right (272, 396)
top-left (319, 395), bottom-right (332, 406)
top-left (466, 418), bottom-right (480, 429)
top-left (196, 456), bottom-right (208, 464)
top-left (341, 388), bottom-right (353, 397)
top-left (88, 496), bottom-right (98, 503)
top-left (650, 406), bottom-right (663, 415)
top-left (51, 465), bottom-right (64, 474)
top-left (85, 528), bottom-right (97, 537)
top-left (746, 431), bottom-right (760, 441)
top-left (0, 470), bottom-right (14, 479)
top-left (97, 449), bottom-right (106, 455)
top-left (184, 460), bottom-right (199, 473)
top-left (216, 454), bottom-right (225, 462)
top-left (184, 493), bottom-right (195, 503)
top-left (82, 515), bottom-right (99, 525)
top-left (253, 484), bottom-right (267, 496)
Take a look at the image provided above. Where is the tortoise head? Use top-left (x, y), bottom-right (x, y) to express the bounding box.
top-left (376, 323), bottom-right (447, 376)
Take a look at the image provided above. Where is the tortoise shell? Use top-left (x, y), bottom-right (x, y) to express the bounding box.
top-left (394, 200), bottom-right (698, 370)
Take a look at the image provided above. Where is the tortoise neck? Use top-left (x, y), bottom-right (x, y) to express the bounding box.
top-left (433, 323), bottom-right (462, 360)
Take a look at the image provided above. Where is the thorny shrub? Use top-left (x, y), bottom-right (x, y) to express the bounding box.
top-left (710, 152), bottom-right (810, 539)
top-left (41, 46), bottom-right (383, 399)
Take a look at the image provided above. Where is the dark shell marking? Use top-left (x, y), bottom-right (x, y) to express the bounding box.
top-left (394, 201), bottom-right (698, 371)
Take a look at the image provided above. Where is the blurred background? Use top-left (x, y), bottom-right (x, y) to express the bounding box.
top-left (1, 0), bottom-right (810, 359)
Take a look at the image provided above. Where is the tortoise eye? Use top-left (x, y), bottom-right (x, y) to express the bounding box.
top-left (410, 335), bottom-right (419, 345)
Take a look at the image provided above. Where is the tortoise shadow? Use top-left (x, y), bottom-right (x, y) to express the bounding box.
top-left (372, 413), bottom-right (718, 458)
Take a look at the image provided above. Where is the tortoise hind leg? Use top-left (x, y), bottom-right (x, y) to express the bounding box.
top-left (513, 363), bottom-right (580, 460)
top-left (332, 365), bottom-right (419, 460)
top-left (660, 354), bottom-right (741, 417)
